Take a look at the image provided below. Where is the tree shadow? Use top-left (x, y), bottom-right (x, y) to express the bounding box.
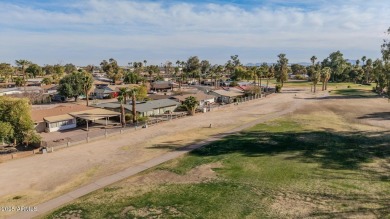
top-left (358, 112), bottom-right (390, 120)
top-left (303, 95), bottom-right (381, 100)
top-left (189, 129), bottom-right (390, 171)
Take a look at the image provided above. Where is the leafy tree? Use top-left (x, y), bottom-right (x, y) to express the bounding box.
top-left (257, 63), bottom-right (269, 96)
top-left (325, 51), bottom-right (347, 82)
top-left (184, 56), bottom-right (201, 81)
top-left (291, 64), bottom-right (307, 76)
top-left (0, 63), bottom-right (14, 83)
top-left (41, 77), bottom-right (52, 85)
top-left (100, 58), bottom-right (123, 84)
top-left (53, 64), bottom-right (65, 79)
top-left (275, 53), bottom-right (289, 87)
top-left (25, 64), bottom-right (42, 78)
top-left (363, 58), bottom-right (373, 84)
top-left (14, 77), bottom-right (24, 87)
top-left (381, 27), bottom-right (390, 97)
top-left (164, 61), bottom-right (173, 76)
top-left (15, 59), bottom-right (32, 92)
top-left (64, 63), bottom-right (77, 74)
top-left (0, 96), bottom-right (40, 145)
top-left (373, 59), bottom-right (386, 92)
top-left (200, 60), bottom-right (211, 75)
top-left (58, 72), bottom-right (92, 102)
top-left (43, 65), bottom-right (55, 75)
top-left (0, 121), bottom-right (14, 144)
top-left (81, 71), bottom-right (93, 106)
top-left (266, 64), bottom-right (275, 92)
top-left (182, 96), bottom-right (199, 115)
top-left (136, 84), bottom-right (148, 101)
top-left (124, 72), bottom-right (140, 84)
top-left (231, 66), bottom-right (247, 81)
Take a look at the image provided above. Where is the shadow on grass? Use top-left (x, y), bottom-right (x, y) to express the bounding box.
top-left (358, 112), bottom-right (390, 120)
top-left (190, 129), bottom-right (390, 170)
top-left (304, 95), bottom-right (380, 100)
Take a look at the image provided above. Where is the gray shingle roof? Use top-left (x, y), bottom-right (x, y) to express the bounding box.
top-left (94, 99), bottom-right (178, 113)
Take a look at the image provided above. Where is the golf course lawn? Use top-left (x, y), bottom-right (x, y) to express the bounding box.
top-left (43, 109), bottom-right (390, 219)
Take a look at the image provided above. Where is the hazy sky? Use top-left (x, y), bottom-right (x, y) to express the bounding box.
top-left (0, 0), bottom-right (389, 66)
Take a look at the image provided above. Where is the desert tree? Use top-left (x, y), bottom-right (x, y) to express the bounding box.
top-left (15, 59), bottom-right (32, 92)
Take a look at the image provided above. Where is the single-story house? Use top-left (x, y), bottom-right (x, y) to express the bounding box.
top-left (151, 81), bottom-right (179, 91)
top-left (37, 107), bottom-right (121, 133)
top-left (93, 85), bottom-right (115, 99)
top-left (41, 84), bottom-right (58, 94)
top-left (0, 87), bottom-right (43, 96)
top-left (94, 99), bottom-right (179, 117)
top-left (209, 88), bottom-right (245, 104)
top-left (147, 94), bottom-right (173, 100)
top-left (92, 84), bottom-right (138, 99)
top-left (172, 92), bottom-right (215, 107)
top-left (31, 104), bottom-right (92, 133)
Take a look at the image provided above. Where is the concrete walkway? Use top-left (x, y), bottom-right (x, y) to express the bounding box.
top-left (9, 99), bottom-right (301, 219)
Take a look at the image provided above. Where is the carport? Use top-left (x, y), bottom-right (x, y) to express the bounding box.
top-left (69, 108), bottom-right (121, 131)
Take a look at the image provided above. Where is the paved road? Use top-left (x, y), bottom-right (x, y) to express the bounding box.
top-left (8, 95), bottom-right (303, 219)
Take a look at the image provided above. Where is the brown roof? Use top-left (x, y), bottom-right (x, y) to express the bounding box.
top-left (44, 114), bottom-right (74, 123)
top-left (147, 94), bottom-right (172, 100)
top-left (41, 84), bottom-right (57, 90)
top-left (69, 108), bottom-right (121, 121)
top-left (31, 104), bottom-right (93, 123)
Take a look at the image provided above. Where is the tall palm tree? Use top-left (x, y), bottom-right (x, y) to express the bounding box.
top-left (310, 56), bottom-right (317, 66)
top-left (117, 95), bottom-right (126, 127)
top-left (128, 88), bottom-right (137, 124)
top-left (361, 56), bottom-right (367, 66)
top-left (15, 59), bottom-right (32, 92)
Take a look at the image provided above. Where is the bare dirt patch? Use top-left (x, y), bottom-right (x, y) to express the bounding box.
top-left (125, 162), bottom-right (223, 185)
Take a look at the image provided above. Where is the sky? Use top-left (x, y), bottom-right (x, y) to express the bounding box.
top-left (0, 0), bottom-right (389, 66)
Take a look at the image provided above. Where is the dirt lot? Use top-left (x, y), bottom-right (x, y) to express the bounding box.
top-left (1, 86), bottom-right (389, 218)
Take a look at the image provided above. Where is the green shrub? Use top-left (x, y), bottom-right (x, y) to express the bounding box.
top-left (294, 74), bottom-right (307, 80)
top-left (275, 84), bottom-right (282, 93)
top-left (125, 113), bottom-right (132, 122)
top-left (229, 81), bottom-right (238, 87)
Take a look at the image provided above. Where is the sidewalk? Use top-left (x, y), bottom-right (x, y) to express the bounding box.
top-left (9, 99), bottom-right (301, 219)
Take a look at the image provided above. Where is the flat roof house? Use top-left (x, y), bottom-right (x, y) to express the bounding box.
top-left (31, 105), bottom-right (92, 133)
top-left (94, 99), bottom-right (179, 117)
top-left (209, 88), bottom-right (245, 104)
top-left (172, 92), bottom-right (215, 107)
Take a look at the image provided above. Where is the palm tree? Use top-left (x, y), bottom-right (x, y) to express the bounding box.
top-left (266, 65), bottom-right (275, 92)
top-left (143, 60), bottom-right (147, 67)
top-left (310, 56), bottom-right (317, 66)
top-left (321, 67), bottom-right (331, 90)
top-left (128, 88), bottom-right (137, 123)
top-left (81, 72), bottom-right (94, 106)
top-left (117, 95), bottom-right (126, 127)
top-left (118, 87), bottom-right (129, 104)
top-left (15, 59), bottom-right (32, 92)
top-left (361, 56), bottom-right (367, 66)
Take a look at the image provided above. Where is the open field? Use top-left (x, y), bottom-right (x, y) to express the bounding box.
top-left (42, 87), bottom-right (390, 219)
top-left (1, 87), bottom-right (304, 219)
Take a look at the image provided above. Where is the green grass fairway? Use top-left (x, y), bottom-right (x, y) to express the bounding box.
top-left (43, 117), bottom-right (390, 219)
top-left (331, 88), bottom-right (377, 97)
